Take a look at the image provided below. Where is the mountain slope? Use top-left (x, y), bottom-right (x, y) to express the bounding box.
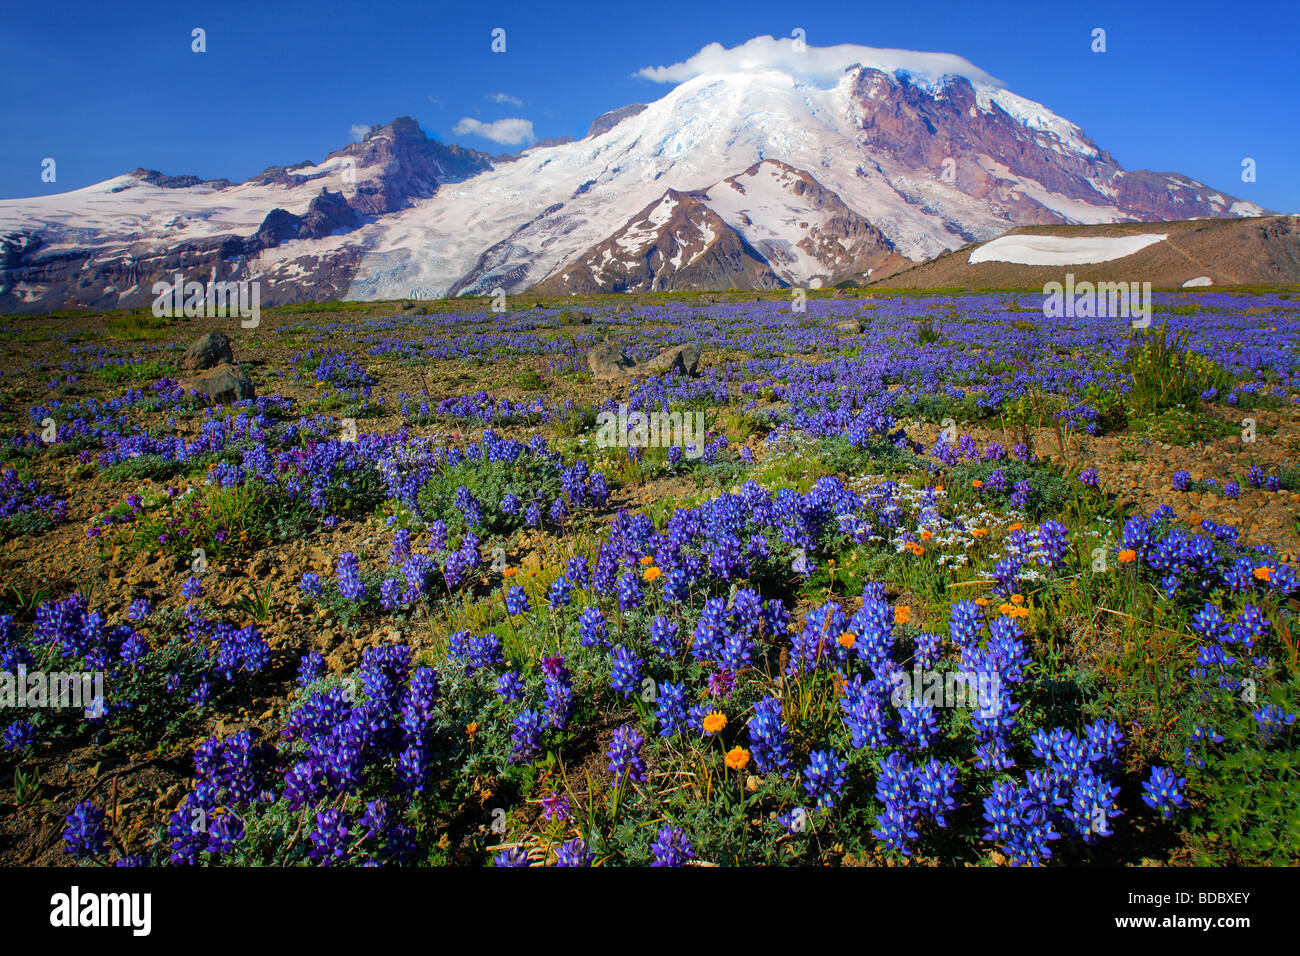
top-left (532, 189), bottom-right (785, 293)
top-left (535, 161), bottom-right (909, 292)
top-left (0, 118), bottom-right (493, 311)
top-left (701, 159), bottom-right (907, 285)
top-left (870, 215), bottom-right (1300, 289)
top-left (0, 39), bottom-right (1273, 312)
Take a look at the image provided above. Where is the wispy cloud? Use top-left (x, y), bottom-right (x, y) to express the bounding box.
top-left (350, 124), bottom-right (371, 142)
top-left (452, 117), bottom-right (535, 146)
top-left (489, 92), bottom-right (523, 106)
top-left (635, 35), bottom-right (1001, 88)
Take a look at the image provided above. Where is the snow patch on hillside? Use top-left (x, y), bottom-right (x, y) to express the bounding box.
top-left (969, 233), bottom-right (1169, 265)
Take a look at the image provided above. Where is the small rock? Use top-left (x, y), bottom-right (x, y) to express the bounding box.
top-left (833, 319), bottom-right (863, 333)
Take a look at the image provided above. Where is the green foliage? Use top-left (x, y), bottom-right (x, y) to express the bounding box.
top-left (232, 581), bottom-right (274, 623)
top-left (102, 453), bottom-right (186, 484)
top-left (1131, 405), bottom-right (1236, 446)
top-left (1183, 686), bottom-right (1300, 865)
top-left (892, 389), bottom-right (990, 426)
top-left (946, 460), bottom-right (1082, 521)
top-left (0, 628), bottom-right (216, 757)
top-left (515, 368), bottom-right (545, 390)
top-left (104, 311), bottom-right (177, 341)
top-left (916, 313), bottom-right (943, 345)
top-left (1124, 323), bottom-right (1234, 417)
top-left (91, 359), bottom-right (171, 384)
top-left (113, 482), bottom-right (319, 561)
top-left (416, 454), bottom-right (562, 537)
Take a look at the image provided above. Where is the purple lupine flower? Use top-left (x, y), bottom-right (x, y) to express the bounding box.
top-left (63, 801), bottom-right (107, 858)
top-left (607, 725), bottom-right (647, 783)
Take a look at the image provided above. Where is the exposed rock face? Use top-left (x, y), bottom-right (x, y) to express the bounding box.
top-left (846, 68), bottom-right (1254, 225)
top-left (240, 189), bottom-right (361, 256)
top-left (534, 190), bottom-right (787, 294)
top-left (337, 117), bottom-right (495, 216)
top-left (833, 319), bottom-right (864, 333)
top-left (525, 137), bottom-right (575, 151)
top-left (189, 363), bottom-right (255, 405)
top-left (534, 163), bottom-right (911, 292)
top-left (586, 342), bottom-right (704, 380)
top-left (124, 168), bottom-right (234, 190)
top-left (703, 160), bottom-right (907, 286)
top-left (181, 331), bottom-right (234, 371)
top-left (586, 103), bottom-right (648, 139)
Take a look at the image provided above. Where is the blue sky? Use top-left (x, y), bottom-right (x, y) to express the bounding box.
top-left (2, 0), bottom-right (1296, 210)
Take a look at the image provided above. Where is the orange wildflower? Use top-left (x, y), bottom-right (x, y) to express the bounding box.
top-left (1118, 549), bottom-right (1137, 564)
top-left (1254, 567), bottom-right (1273, 582)
top-left (838, 632), bottom-right (857, 649)
top-left (1010, 594), bottom-right (1025, 605)
top-left (466, 722), bottom-right (478, 737)
top-left (971, 479), bottom-right (983, 489)
top-left (640, 555), bottom-right (655, 566)
top-left (502, 567), bottom-right (518, 577)
top-left (702, 711), bottom-right (727, 734)
top-left (725, 747), bottom-right (751, 771)
top-left (974, 597), bottom-right (990, 607)
top-left (971, 528), bottom-right (988, 539)
top-left (894, 606), bottom-right (911, 626)
top-left (643, 566), bottom-right (662, 582)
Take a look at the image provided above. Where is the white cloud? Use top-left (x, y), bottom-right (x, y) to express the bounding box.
top-left (350, 124), bottom-right (371, 142)
top-left (635, 35), bottom-right (1002, 89)
top-left (489, 92), bottom-right (523, 106)
top-left (452, 117), bottom-right (535, 146)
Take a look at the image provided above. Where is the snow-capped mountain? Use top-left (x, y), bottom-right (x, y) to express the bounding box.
top-left (0, 39), bottom-right (1268, 311)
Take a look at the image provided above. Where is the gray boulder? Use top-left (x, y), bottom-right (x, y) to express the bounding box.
top-left (635, 343), bottom-right (702, 377)
top-left (190, 363), bottom-right (255, 404)
top-left (586, 344), bottom-right (636, 381)
top-left (833, 319), bottom-right (864, 333)
top-left (182, 331), bottom-right (234, 371)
